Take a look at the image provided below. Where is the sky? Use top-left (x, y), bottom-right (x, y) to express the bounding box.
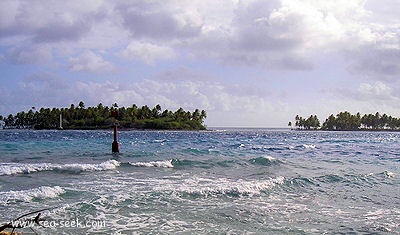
top-left (1, 0), bottom-right (400, 127)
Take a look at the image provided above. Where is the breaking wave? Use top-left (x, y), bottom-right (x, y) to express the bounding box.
top-left (129, 160), bottom-right (174, 168)
top-left (128, 159), bottom-right (240, 169)
top-left (301, 144), bottom-right (316, 149)
top-left (158, 176), bottom-right (285, 197)
top-left (0, 160), bottom-right (120, 176)
top-left (249, 156), bottom-right (282, 166)
top-left (0, 186), bottom-right (65, 204)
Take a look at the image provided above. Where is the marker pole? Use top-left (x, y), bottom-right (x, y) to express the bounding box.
top-left (112, 122), bottom-right (120, 153)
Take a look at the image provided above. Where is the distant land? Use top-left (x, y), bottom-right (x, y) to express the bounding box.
top-left (290, 111), bottom-right (400, 131)
top-left (0, 102), bottom-right (207, 130)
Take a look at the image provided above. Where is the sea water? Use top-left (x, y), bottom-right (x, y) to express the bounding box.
top-left (0, 129), bottom-right (399, 234)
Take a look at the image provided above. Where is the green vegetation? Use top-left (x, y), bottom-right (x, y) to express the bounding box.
top-left (0, 102), bottom-right (207, 130)
top-left (293, 115), bottom-right (320, 130)
top-left (293, 111), bottom-right (400, 131)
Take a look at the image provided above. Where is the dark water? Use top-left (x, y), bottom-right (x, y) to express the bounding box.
top-left (0, 129), bottom-right (399, 234)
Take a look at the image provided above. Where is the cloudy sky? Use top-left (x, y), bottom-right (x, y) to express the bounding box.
top-left (1, 0), bottom-right (400, 127)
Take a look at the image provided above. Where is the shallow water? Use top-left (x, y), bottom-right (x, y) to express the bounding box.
top-left (0, 129), bottom-right (399, 234)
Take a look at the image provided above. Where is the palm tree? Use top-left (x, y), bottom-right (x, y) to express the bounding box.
top-left (192, 109), bottom-right (201, 121)
top-left (200, 110), bottom-right (207, 122)
top-left (78, 101), bottom-right (85, 109)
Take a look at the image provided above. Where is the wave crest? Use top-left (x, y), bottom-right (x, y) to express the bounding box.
top-left (0, 160), bottom-right (120, 176)
top-left (55, 160), bottom-right (120, 173)
top-left (301, 144), bottom-right (316, 149)
top-left (129, 160), bottom-right (174, 168)
top-left (0, 186), bottom-right (65, 204)
top-left (249, 156), bottom-right (282, 166)
top-left (158, 176), bottom-right (285, 197)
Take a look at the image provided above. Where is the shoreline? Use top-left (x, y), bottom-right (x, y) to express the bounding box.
top-left (0, 127), bottom-right (209, 132)
top-left (292, 128), bottom-right (400, 132)
top-left (4, 127), bottom-right (400, 133)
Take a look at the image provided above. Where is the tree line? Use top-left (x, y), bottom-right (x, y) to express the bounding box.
top-left (0, 102), bottom-right (207, 130)
top-left (290, 111), bottom-right (400, 131)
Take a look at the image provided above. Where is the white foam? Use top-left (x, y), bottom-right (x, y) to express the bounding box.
top-left (0, 163), bottom-right (53, 175)
top-left (263, 155), bottom-right (276, 161)
top-left (0, 160), bottom-right (120, 176)
top-left (157, 176), bottom-right (285, 197)
top-left (383, 171), bottom-right (395, 178)
top-left (129, 160), bottom-right (174, 168)
top-left (302, 144), bottom-right (316, 149)
top-left (55, 160), bottom-right (120, 173)
top-left (0, 186), bottom-right (65, 203)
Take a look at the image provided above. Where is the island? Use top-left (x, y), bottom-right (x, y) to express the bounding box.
top-left (290, 111), bottom-right (400, 131)
top-left (0, 102), bottom-right (207, 130)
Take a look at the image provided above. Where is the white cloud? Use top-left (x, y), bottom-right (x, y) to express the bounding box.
top-left (1, 0), bottom-right (399, 73)
top-left (181, 0), bottom-right (372, 69)
top-left (72, 79), bottom-right (290, 127)
top-left (74, 79), bottom-right (212, 112)
top-left (2, 0), bottom-right (400, 127)
top-left (154, 66), bottom-right (218, 82)
top-left (346, 44), bottom-right (400, 81)
top-left (0, 73), bottom-right (75, 114)
top-left (0, 0), bottom-right (20, 29)
top-left (7, 45), bottom-right (52, 64)
top-left (120, 41), bottom-right (175, 64)
top-left (318, 81), bottom-right (400, 118)
top-left (0, 1), bottom-right (100, 42)
top-left (69, 50), bottom-right (115, 73)
top-left (116, 1), bottom-right (203, 40)
top-left (21, 72), bottom-right (67, 90)
top-left (365, 0), bottom-right (400, 25)
top-left (357, 81), bottom-right (397, 101)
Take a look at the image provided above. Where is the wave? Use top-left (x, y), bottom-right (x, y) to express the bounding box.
top-left (0, 186), bottom-right (65, 204)
top-left (128, 159), bottom-right (239, 169)
top-left (171, 159), bottom-right (212, 168)
top-left (0, 160), bottom-right (120, 176)
top-left (250, 144), bottom-right (316, 151)
top-left (286, 177), bottom-right (316, 188)
top-left (381, 170), bottom-right (395, 178)
top-left (157, 176), bottom-right (285, 197)
top-left (129, 160), bottom-right (174, 168)
top-left (316, 174), bottom-right (345, 183)
top-left (282, 171), bottom-right (394, 190)
top-left (249, 156), bottom-right (282, 166)
top-left (305, 171), bottom-right (396, 188)
top-left (183, 147), bottom-right (211, 155)
top-left (300, 144), bottom-right (316, 149)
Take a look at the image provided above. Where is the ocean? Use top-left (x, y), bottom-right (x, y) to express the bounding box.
top-left (0, 129), bottom-right (399, 234)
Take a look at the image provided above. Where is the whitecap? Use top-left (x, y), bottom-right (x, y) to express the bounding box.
top-left (0, 160), bottom-right (120, 176)
top-left (157, 176), bottom-right (285, 197)
top-left (302, 144), bottom-right (316, 149)
top-left (0, 186), bottom-right (65, 204)
top-left (0, 163), bottom-right (53, 175)
top-left (383, 171), bottom-right (395, 178)
top-left (249, 155), bottom-right (282, 166)
top-left (55, 160), bottom-right (120, 173)
top-left (263, 155), bottom-right (276, 161)
top-left (129, 160), bottom-right (174, 168)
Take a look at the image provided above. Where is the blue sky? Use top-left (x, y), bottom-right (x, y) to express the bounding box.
top-left (1, 0), bottom-right (400, 127)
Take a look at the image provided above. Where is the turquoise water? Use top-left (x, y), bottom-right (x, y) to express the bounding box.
top-left (0, 129), bottom-right (399, 234)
